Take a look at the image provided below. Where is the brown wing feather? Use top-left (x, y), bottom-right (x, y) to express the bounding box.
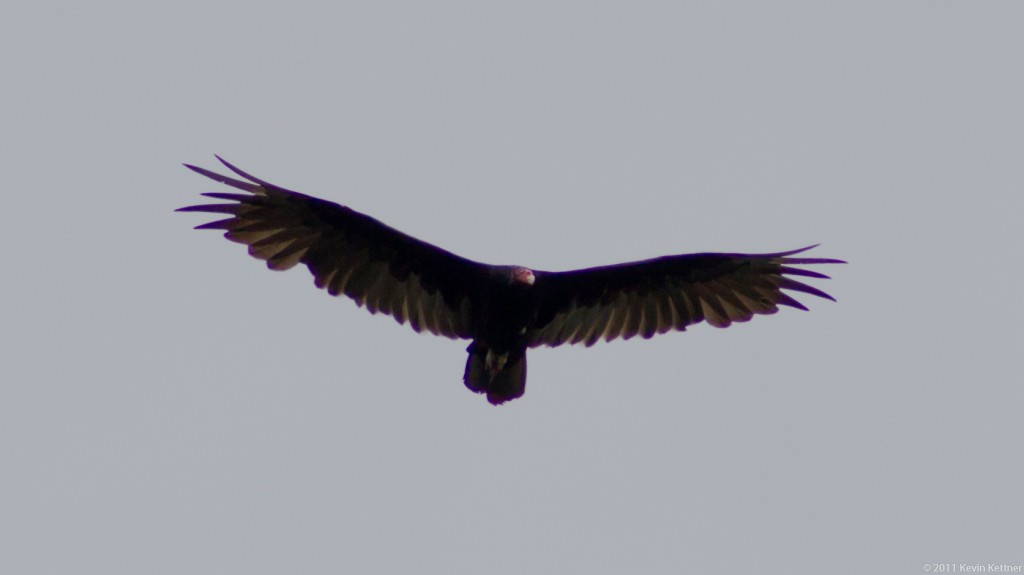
top-left (177, 157), bottom-right (482, 339)
top-left (528, 246), bottom-right (843, 348)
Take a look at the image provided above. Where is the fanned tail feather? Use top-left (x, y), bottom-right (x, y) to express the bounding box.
top-left (463, 344), bottom-right (527, 405)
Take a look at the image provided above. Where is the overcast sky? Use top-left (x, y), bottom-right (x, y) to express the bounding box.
top-left (3, 2), bottom-right (1023, 574)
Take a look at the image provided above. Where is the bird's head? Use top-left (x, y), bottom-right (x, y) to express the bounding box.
top-left (510, 266), bottom-right (535, 286)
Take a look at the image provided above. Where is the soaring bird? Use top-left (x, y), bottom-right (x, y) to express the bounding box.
top-left (179, 157), bottom-right (844, 405)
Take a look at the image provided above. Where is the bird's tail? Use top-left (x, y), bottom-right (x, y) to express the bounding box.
top-left (463, 343), bottom-right (527, 405)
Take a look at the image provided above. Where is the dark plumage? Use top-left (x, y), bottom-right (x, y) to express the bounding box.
top-left (178, 157), bottom-right (845, 405)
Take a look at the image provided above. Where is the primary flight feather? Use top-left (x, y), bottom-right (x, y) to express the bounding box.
top-left (178, 157), bottom-right (844, 405)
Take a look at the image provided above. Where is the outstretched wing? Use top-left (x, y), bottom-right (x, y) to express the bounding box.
top-left (528, 246), bottom-right (844, 347)
top-left (177, 157), bottom-right (485, 339)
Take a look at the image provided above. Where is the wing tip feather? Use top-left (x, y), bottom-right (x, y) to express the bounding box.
top-left (768, 244), bottom-right (847, 265)
top-left (215, 155), bottom-right (274, 187)
top-left (183, 161), bottom-right (258, 192)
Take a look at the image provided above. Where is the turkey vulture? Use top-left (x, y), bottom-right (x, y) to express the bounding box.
top-left (178, 157), bottom-right (844, 405)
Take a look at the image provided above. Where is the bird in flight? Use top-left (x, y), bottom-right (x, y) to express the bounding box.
top-left (179, 157), bottom-right (844, 405)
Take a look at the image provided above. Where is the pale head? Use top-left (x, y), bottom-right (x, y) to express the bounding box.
top-left (511, 266), bottom-right (536, 286)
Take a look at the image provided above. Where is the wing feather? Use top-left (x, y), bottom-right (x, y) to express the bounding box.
top-left (266, 237), bottom-right (319, 271)
top-left (669, 290), bottom-right (698, 328)
top-left (587, 300), bottom-right (616, 344)
top-left (598, 301), bottom-right (626, 344)
top-left (710, 280), bottom-right (754, 323)
top-left (178, 158), bottom-right (485, 339)
top-left (639, 294), bottom-right (659, 339)
top-left (528, 246), bottom-right (843, 347)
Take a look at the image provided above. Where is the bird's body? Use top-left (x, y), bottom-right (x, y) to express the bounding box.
top-left (461, 266), bottom-right (538, 403)
top-left (179, 157), bottom-right (844, 405)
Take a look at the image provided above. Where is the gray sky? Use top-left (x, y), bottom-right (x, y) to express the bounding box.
top-left (3, 2), bottom-right (1023, 573)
